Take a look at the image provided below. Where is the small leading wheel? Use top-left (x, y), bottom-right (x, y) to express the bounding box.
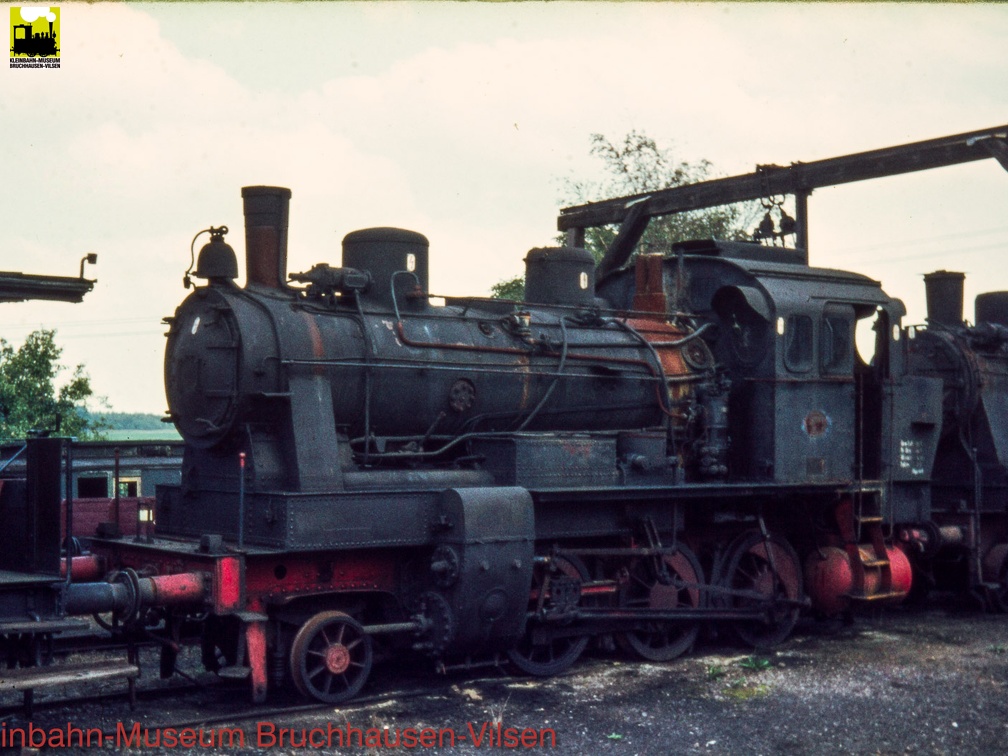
top-left (618, 545), bottom-right (704, 661)
top-left (720, 530), bottom-right (803, 648)
top-left (508, 554), bottom-right (589, 677)
top-left (289, 611), bottom-right (373, 704)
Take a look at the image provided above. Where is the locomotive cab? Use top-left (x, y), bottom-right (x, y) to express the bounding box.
top-left (596, 239), bottom-right (930, 490)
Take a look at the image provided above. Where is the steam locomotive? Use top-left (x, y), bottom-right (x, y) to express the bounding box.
top-left (87, 183), bottom-right (992, 703)
top-left (3, 125), bottom-right (1008, 707)
top-left (10, 22), bottom-right (58, 58)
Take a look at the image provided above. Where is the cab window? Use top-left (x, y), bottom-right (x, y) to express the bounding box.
top-left (821, 315), bottom-right (852, 374)
top-left (784, 315), bottom-right (813, 373)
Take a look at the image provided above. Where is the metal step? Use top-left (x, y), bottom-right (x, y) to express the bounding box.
top-left (860, 559), bottom-right (890, 569)
top-left (846, 591), bottom-right (906, 603)
top-left (217, 665), bottom-right (251, 680)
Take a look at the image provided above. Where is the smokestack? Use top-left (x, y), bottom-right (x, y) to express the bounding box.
top-left (241, 186), bottom-right (291, 289)
top-left (923, 270), bottom-right (965, 327)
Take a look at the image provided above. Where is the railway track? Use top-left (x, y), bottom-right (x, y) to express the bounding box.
top-left (0, 649), bottom-right (461, 721)
top-left (0, 641), bottom-right (515, 753)
top-left (3, 605), bottom-right (1005, 754)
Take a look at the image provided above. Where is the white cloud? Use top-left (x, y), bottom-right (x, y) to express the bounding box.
top-left (18, 6), bottom-right (54, 23)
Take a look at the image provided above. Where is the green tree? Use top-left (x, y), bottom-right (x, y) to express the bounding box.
top-left (491, 131), bottom-right (757, 300)
top-left (566, 131), bottom-right (756, 262)
top-left (0, 329), bottom-right (107, 440)
top-left (489, 277), bottom-right (526, 301)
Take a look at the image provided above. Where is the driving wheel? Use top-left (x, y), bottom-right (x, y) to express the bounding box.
top-left (508, 554), bottom-right (590, 676)
top-left (289, 611), bottom-right (373, 703)
top-left (719, 530), bottom-right (802, 648)
top-left (618, 544), bottom-right (703, 661)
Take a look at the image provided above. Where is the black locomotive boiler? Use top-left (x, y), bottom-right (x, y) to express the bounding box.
top-left (9, 124), bottom-right (1004, 708)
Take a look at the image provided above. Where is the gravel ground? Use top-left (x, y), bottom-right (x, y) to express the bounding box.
top-left (4, 600), bottom-right (1008, 755)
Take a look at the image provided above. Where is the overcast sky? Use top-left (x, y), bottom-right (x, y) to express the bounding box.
top-left (2, 2), bottom-right (1007, 414)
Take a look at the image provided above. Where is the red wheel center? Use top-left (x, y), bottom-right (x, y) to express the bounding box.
top-left (325, 644), bottom-right (351, 674)
top-left (752, 566), bottom-right (776, 595)
top-left (649, 582), bottom-right (680, 610)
